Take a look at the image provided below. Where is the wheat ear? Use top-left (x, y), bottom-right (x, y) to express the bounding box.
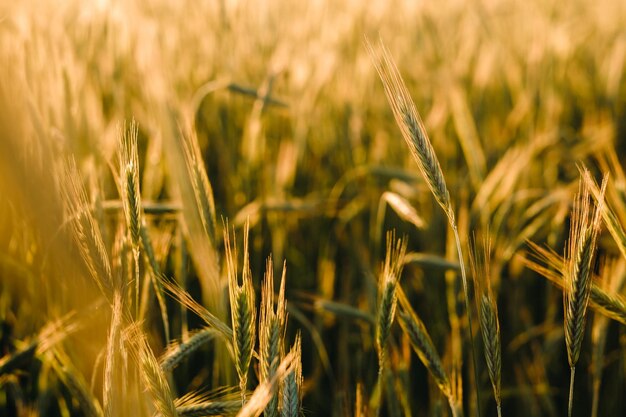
top-left (126, 324), bottom-right (178, 417)
top-left (376, 232), bottom-right (407, 391)
top-left (260, 258), bottom-right (287, 417)
top-left (396, 289), bottom-right (457, 415)
top-left (177, 401), bottom-right (240, 416)
top-left (281, 333), bottom-right (302, 417)
top-left (119, 120), bottom-right (143, 318)
top-left (367, 38), bottom-right (480, 415)
top-left (225, 221), bottom-right (256, 406)
top-left (61, 159), bottom-right (113, 297)
top-left (469, 235), bottom-right (502, 417)
top-left (564, 170), bottom-right (607, 417)
top-left (160, 328), bottom-right (217, 372)
top-left (182, 130), bottom-right (218, 246)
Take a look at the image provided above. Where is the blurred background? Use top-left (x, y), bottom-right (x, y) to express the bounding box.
top-left (1, 0), bottom-right (625, 415)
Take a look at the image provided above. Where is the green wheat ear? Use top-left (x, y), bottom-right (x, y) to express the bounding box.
top-left (281, 333), bottom-right (302, 417)
top-left (469, 234), bottom-right (502, 417)
top-left (564, 170), bottom-right (607, 417)
top-left (260, 257), bottom-right (287, 417)
top-left (225, 221), bottom-right (256, 406)
top-left (376, 231), bottom-right (407, 374)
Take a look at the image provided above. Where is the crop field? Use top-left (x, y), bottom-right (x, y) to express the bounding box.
top-left (1, 0), bottom-right (626, 416)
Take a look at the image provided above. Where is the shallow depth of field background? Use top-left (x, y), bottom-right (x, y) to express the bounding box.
top-left (1, 0), bottom-right (626, 416)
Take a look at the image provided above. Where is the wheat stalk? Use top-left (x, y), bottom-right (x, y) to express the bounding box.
top-left (469, 235), bottom-right (502, 417)
top-left (367, 38), bottom-right (480, 415)
top-left (564, 171), bottom-right (607, 417)
top-left (226, 222), bottom-right (257, 406)
top-left (590, 259), bottom-right (625, 417)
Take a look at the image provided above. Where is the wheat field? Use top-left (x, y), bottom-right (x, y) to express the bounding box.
top-left (1, 0), bottom-right (626, 416)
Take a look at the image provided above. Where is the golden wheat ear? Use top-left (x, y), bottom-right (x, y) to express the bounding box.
top-left (365, 39), bottom-right (451, 220)
top-left (118, 120), bottom-right (144, 321)
top-left (564, 169), bottom-right (607, 417)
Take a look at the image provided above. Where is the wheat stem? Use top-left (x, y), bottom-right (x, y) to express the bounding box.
top-left (568, 366), bottom-right (575, 417)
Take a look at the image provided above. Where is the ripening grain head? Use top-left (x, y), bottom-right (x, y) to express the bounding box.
top-left (366, 38), bottom-right (452, 220)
